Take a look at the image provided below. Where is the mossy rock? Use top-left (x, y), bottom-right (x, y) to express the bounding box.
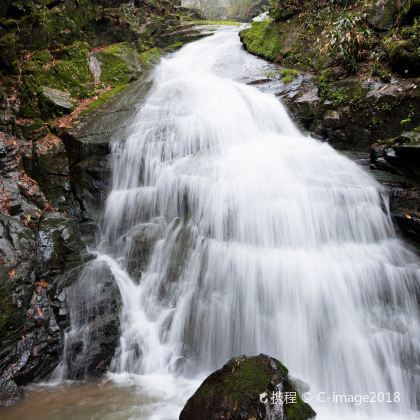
top-left (268, 0), bottom-right (301, 22)
top-left (39, 86), bottom-right (75, 117)
top-left (94, 42), bottom-right (140, 86)
top-left (20, 41), bottom-right (95, 118)
top-left (388, 38), bottom-right (420, 77)
top-left (239, 20), bottom-right (283, 62)
top-left (0, 270), bottom-right (23, 343)
top-left (180, 354), bottom-right (316, 420)
top-left (367, 0), bottom-right (399, 31)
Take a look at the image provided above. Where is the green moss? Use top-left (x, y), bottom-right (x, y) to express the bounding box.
top-left (195, 358), bottom-right (272, 405)
top-left (22, 41), bottom-right (94, 98)
top-left (31, 49), bottom-right (53, 65)
top-left (281, 68), bottom-right (300, 83)
top-left (95, 42), bottom-right (137, 86)
top-left (191, 19), bottom-right (241, 26)
top-left (166, 41), bottom-right (184, 52)
top-left (86, 84), bottom-right (128, 112)
top-left (20, 41), bottom-right (95, 118)
top-left (318, 78), bottom-right (367, 111)
top-left (240, 20), bottom-right (283, 61)
top-left (286, 393), bottom-right (316, 420)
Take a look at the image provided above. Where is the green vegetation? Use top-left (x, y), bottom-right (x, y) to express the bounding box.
top-left (191, 19), bottom-right (241, 26)
top-left (95, 43), bottom-right (136, 86)
top-left (86, 85), bottom-right (128, 113)
top-left (195, 357), bottom-right (274, 404)
top-left (280, 68), bottom-right (300, 83)
top-left (240, 0), bottom-right (420, 78)
top-left (20, 41), bottom-right (95, 118)
top-left (239, 19), bottom-right (283, 61)
top-left (318, 77), bottom-right (367, 111)
top-left (139, 48), bottom-right (162, 68)
top-left (286, 393), bottom-right (318, 420)
top-left (317, 11), bottom-right (372, 73)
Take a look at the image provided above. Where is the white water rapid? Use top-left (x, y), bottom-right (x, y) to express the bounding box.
top-left (69, 28), bottom-right (420, 419)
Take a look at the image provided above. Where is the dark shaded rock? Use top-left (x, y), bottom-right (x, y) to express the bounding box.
top-left (124, 222), bottom-right (163, 277)
top-left (39, 87), bottom-right (75, 117)
top-left (280, 76), bottom-right (420, 150)
top-left (180, 354), bottom-right (316, 420)
top-left (32, 133), bottom-right (71, 208)
top-left (0, 32), bottom-right (17, 71)
top-left (60, 260), bottom-right (121, 379)
top-left (388, 39), bottom-right (420, 78)
top-left (73, 155), bottom-right (112, 221)
top-left (371, 130), bottom-right (420, 177)
top-left (367, 0), bottom-right (399, 31)
top-left (275, 75), bottom-right (319, 130)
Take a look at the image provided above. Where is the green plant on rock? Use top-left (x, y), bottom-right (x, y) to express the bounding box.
top-left (239, 20), bottom-right (283, 61)
top-left (280, 67), bottom-right (299, 83)
top-left (317, 12), bottom-right (372, 72)
top-left (385, 17), bottom-right (420, 76)
top-left (19, 40), bottom-right (97, 118)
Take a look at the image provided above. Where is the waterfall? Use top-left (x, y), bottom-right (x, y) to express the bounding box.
top-left (65, 28), bottom-right (420, 419)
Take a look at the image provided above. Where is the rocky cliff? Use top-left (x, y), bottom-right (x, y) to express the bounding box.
top-left (0, 0), bottom-right (204, 407)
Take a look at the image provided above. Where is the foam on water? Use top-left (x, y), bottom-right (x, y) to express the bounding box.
top-left (60, 28), bottom-right (420, 419)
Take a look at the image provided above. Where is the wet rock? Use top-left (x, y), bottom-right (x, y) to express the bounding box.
top-left (367, 136), bottom-right (420, 247)
top-left (367, 0), bottom-right (399, 31)
top-left (370, 130), bottom-right (420, 177)
top-left (39, 87), bottom-right (75, 117)
top-left (276, 76), bottom-right (319, 130)
top-left (180, 354), bottom-right (316, 420)
top-left (279, 76), bottom-right (420, 150)
top-left (36, 211), bottom-right (85, 278)
top-left (124, 221), bottom-right (163, 276)
top-left (0, 375), bottom-right (22, 407)
top-left (32, 133), bottom-right (71, 208)
top-left (11, 283), bottom-right (63, 385)
top-left (72, 155), bottom-right (112, 222)
top-left (61, 260), bottom-right (121, 379)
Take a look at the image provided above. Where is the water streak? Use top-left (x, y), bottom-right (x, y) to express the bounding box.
top-left (66, 28), bottom-right (420, 419)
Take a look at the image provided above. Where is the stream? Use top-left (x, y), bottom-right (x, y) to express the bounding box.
top-left (3, 27), bottom-right (419, 420)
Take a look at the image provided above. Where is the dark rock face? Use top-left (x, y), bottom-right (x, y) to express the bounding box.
top-left (370, 130), bottom-right (420, 246)
top-left (180, 354), bottom-right (316, 420)
top-left (0, 128), bottom-right (86, 405)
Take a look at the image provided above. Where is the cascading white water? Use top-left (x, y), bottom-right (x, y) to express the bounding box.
top-left (76, 28), bottom-right (420, 419)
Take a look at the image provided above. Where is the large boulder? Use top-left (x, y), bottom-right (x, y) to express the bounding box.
top-left (180, 354), bottom-right (316, 420)
top-left (39, 87), bottom-right (75, 117)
